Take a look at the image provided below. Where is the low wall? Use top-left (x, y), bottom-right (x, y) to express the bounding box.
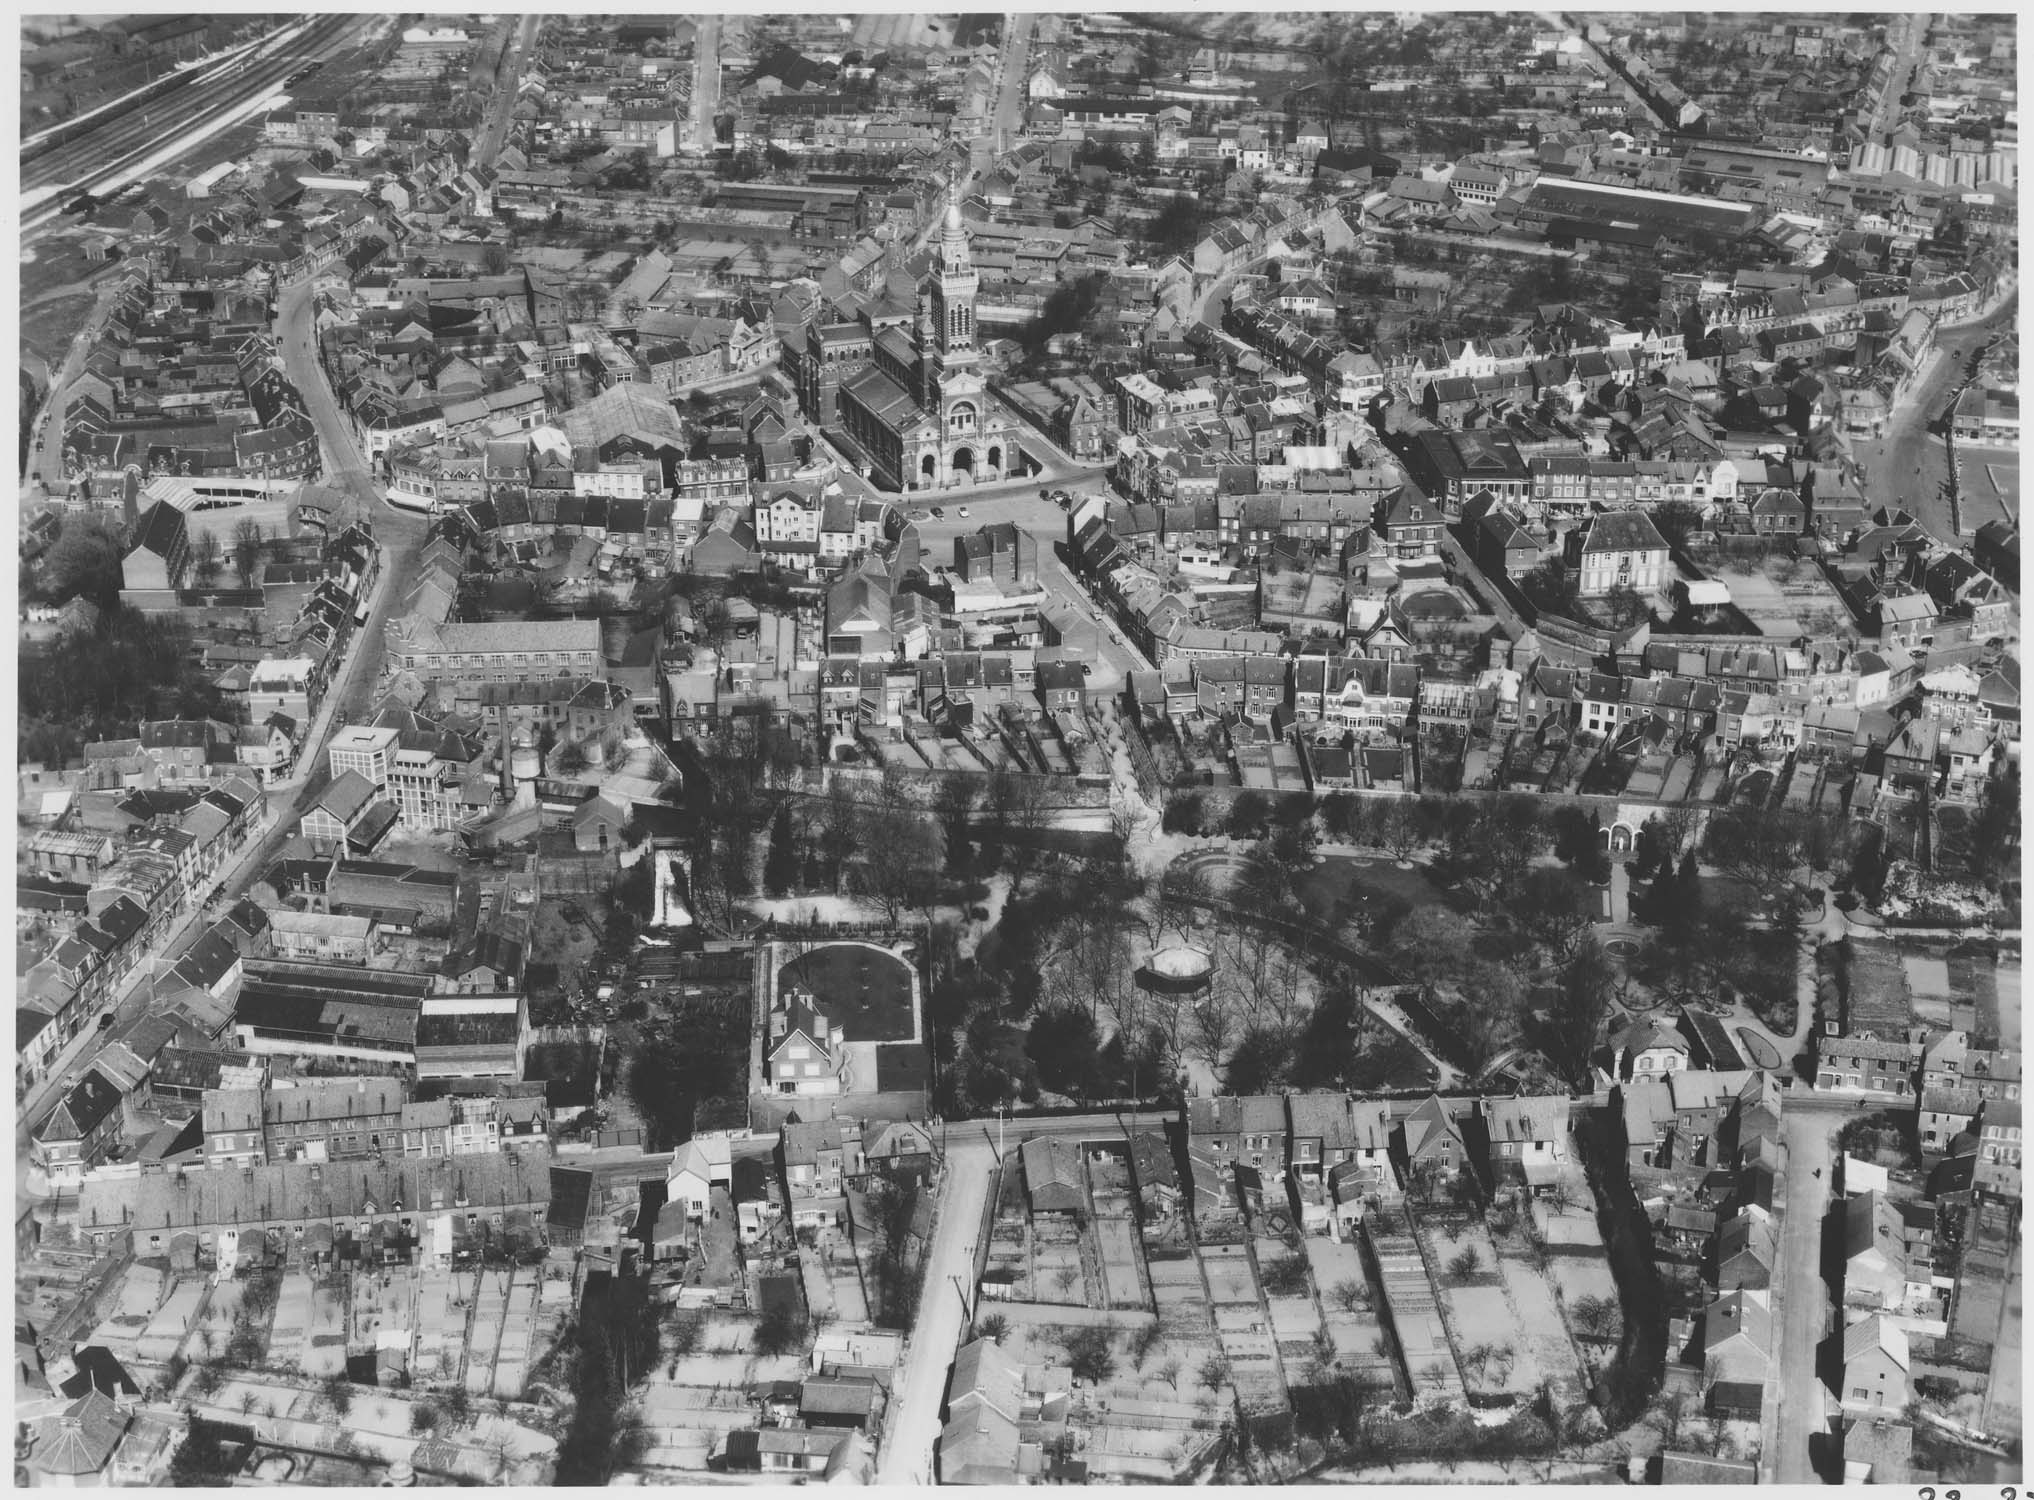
top-left (983, 1299), bottom-right (1159, 1332)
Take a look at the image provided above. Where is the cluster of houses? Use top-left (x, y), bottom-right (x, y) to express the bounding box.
top-left (1179, 1089), bottom-right (1578, 1235)
top-left (17, 775), bottom-right (268, 1102)
top-left (25, 843), bottom-right (546, 1200)
top-left (56, 265), bottom-right (318, 498)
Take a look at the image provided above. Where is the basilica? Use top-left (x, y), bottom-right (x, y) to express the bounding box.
top-left (794, 187), bottom-right (1029, 493)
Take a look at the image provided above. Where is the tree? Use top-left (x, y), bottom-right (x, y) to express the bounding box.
top-left (763, 802), bottom-right (797, 897)
top-left (1546, 934), bottom-right (1615, 1089)
top-left (1447, 1245), bottom-right (1482, 1281)
top-left (754, 1308), bottom-right (808, 1356)
top-left (933, 775), bottom-right (978, 871)
top-left (1191, 993), bottom-right (1235, 1074)
top-left (231, 518), bottom-right (266, 587)
top-left (1147, 194), bottom-right (1204, 257)
top-left (1599, 581), bottom-right (1651, 630)
top-left (816, 786), bottom-right (860, 893)
top-left (1477, 796), bottom-right (1546, 893)
top-left (1260, 1253), bottom-right (1311, 1298)
top-left (1520, 556), bottom-right (1577, 616)
top-left (1386, 906), bottom-right (1476, 986)
top-left (977, 1313), bottom-right (1009, 1342)
top-left (1514, 868), bottom-right (1593, 963)
top-left (1026, 1003), bottom-right (1105, 1099)
top-left (1380, 799), bottom-right (1426, 861)
top-left (1060, 1326), bottom-right (1116, 1384)
top-left (190, 530), bottom-right (223, 587)
top-left (1228, 789), bottom-right (1272, 839)
top-left (169, 1417), bottom-right (245, 1486)
top-left (43, 515), bottom-right (124, 606)
top-left (1652, 499), bottom-right (1703, 554)
top-left (851, 806), bottom-right (944, 926)
top-left (1198, 1352), bottom-right (1231, 1393)
top-left (1163, 790), bottom-right (1206, 835)
top-left (323, 1372), bottom-right (354, 1418)
top-left (1331, 1277), bottom-right (1372, 1313)
top-left (1570, 1293), bottom-right (1622, 1343)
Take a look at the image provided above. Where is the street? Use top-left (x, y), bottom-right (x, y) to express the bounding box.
top-left (875, 1108), bottom-right (1153, 1485)
top-left (876, 1134), bottom-right (994, 1486)
top-left (989, 13), bottom-right (1035, 154)
top-left (1853, 294), bottom-right (2018, 547)
top-left (18, 273), bottom-right (426, 1183)
top-left (1866, 14), bottom-right (1932, 139)
top-left (689, 18), bottom-right (722, 155)
top-left (474, 14), bottom-right (541, 171)
top-left (1769, 1104), bottom-right (1840, 1483)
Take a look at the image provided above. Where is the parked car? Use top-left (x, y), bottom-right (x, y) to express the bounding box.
top-left (958, 506), bottom-right (970, 518)
top-left (929, 506), bottom-right (945, 518)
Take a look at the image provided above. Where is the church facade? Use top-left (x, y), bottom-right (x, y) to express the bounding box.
top-left (795, 190), bottom-right (1029, 493)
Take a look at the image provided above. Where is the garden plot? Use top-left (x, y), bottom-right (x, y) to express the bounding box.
top-left (1363, 1210), bottom-right (1462, 1406)
top-left (1490, 1238), bottom-right (1587, 1405)
top-left (636, 1378), bottom-right (755, 1469)
top-left (1417, 1213), bottom-right (1542, 1400)
top-left (1094, 1215), bottom-right (1146, 1309)
top-left (463, 1269), bottom-right (509, 1393)
top-left (88, 1262), bottom-right (165, 1362)
top-left (1141, 1245), bottom-right (1219, 1373)
top-left (267, 1273), bottom-right (311, 1370)
top-left (136, 1278), bottom-right (207, 1362)
top-left (349, 1264), bottom-right (418, 1353)
top-left (1032, 1223), bottom-right (1089, 1305)
top-left (827, 1252), bottom-right (871, 1326)
top-left (1254, 1238), bottom-right (1323, 1358)
top-left (1304, 1235), bottom-right (1395, 1391)
top-left (304, 1278), bottom-right (348, 1377)
top-left (189, 1278), bottom-right (243, 1364)
top-left (413, 1266), bottom-right (456, 1384)
top-left (1904, 953), bottom-right (1955, 1030)
top-left (1199, 1243), bottom-right (1282, 1410)
top-left (491, 1266), bottom-right (541, 1399)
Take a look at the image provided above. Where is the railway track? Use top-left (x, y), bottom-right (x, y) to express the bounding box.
top-left (24, 14), bottom-right (363, 220)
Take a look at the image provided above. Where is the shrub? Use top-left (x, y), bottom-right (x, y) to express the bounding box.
top-left (1447, 1245), bottom-right (1482, 1281)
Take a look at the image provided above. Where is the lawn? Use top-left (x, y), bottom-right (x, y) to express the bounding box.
top-left (1298, 853), bottom-right (1459, 924)
top-left (20, 290), bottom-right (96, 375)
top-left (778, 942), bottom-right (918, 1042)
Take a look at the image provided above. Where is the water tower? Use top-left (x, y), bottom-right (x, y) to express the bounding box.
top-left (508, 725), bottom-right (542, 808)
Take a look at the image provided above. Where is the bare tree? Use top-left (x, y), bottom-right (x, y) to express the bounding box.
top-left (1192, 994), bottom-right (1235, 1074)
top-left (231, 518), bottom-right (266, 587)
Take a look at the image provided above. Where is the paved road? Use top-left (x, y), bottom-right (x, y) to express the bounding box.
top-left (22, 274), bottom-right (431, 1183)
top-left (1769, 1107), bottom-right (1839, 1483)
top-left (1866, 13), bottom-right (1932, 139)
top-left (690, 17), bottom-right (722, 154)
top-left (877, 1135), bottom-right (993, 1486)
top-left (475, 14), bottom-right (541, 171)
top-left (989, 12), bottom-right (1035, 154)
top-left (876, 1108), bottom-right (1163, 1484)
top-left (1853, 295), bottom-right (2017, 547)
top-left (22, 276), bottom-right (123, 495)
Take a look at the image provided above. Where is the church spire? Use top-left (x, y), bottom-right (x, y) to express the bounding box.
top-left (939, 176), bottom-right (970, 274)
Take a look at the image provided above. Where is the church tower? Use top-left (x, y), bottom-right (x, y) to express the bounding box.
top-left (922, 180), bottom-right (984, 435)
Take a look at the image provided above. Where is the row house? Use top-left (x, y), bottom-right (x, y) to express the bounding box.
top-left (201, 1077), bottom-right (407, 1167)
